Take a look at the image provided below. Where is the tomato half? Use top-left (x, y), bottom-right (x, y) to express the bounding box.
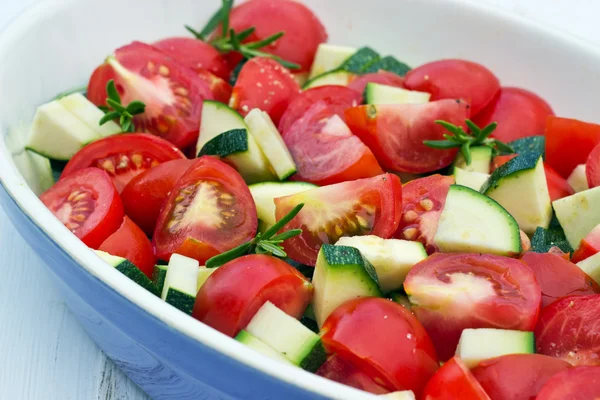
top-left (472, 87), bottom-right (554, 142)
top-left (278, 85), bottom-right (362, 135)
top-left (275, 174), bottom-right (402, 266)
top-left (192, 255), bottom-right (312, 337)
top-left (98, 216), bottom-right (156, 278)
top-left (536, 366), bottom-right (600, 400)
top-left (87, 41), bottom-right (213, 149)
top-left (546, 116), bottom-right (600, 178)
top-left (196, 69), bottom-right (232, 104)
top-left (421, 357), bottom-right (490, 400)
top-left (394, 174), bottom-right (454, 254)
top-left (404, 253), bottom-right (542, 361)
top-left (282, 101), bottom-right (383, 186)
top-left (345, 100), bottom-right (470, 173)
top-left (586, 142), bottom-right (600, 188)
top-left (347, 71), bottom-right (406, 95)
top-left (226, 0), bottom-right (327, 72)
top-left (153, 156), bottom-right (257, 264)
top-left (520, 252), bottom-right (600, 307)
top-left (230, 57), bottom-right (301, 125)
top-left (40, 168), bottom-right (124, 249)
top-left (535, 295), bottom-right (600, 366)
top-left (471, 354), bottom-right (571, 400)
top-left (61, 134), bottom-right (186, 193)
top-left (120, 159), bottom-right (194, 236)
top-left (316, 354), bottom-right (390, 395)
top-left (544, 163), bottom-right (575, 201)
top-left (572, 224), bottom-right (600, 263)
top-left (404, 59), bottom-right (500, 115)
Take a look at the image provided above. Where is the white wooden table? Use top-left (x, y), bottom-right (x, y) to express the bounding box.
top-left (0, 0), bottom-right (598, 398)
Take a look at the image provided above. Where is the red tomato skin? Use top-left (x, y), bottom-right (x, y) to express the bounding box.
top-left (153, 37), bottom-right (231, 80)
top-left (536, 366), bottom-right (600, 400)
top-left (192, 255), bottom-right (312, 337)
top-left (405, 59), bottom-right (499, 115)
top-left (544, 163), bottom-right (575, 201)
top-left (226, 0), bottom-right (327, 72)
top-left (40, 168), bottom-right (124, 249)
top-left (278, 85), bottom-right (362, 135)
top-left (471, 354), bottom-right (571, 400)
top-left (61, 134), bottom-right (186, 193)
top-left (421, 357), bottom-right (490, 400)
top-left (230, 57), bottom-right (301, 125)
top-left (345, 100), bottom-right (470, 173)
top-left (87, 63), bottom-right (117, 106)
top-left (120, 159), bottom-right (194, 236)
top-left (316, 354), bottom-right (390, 395)
top-left (520, 252), bottom-right (600, 307)
top-left (321, 297), bottom-right (439, 396)
top-left (347, 71), bottom-right (406, 96)
top-left (490, 154), bottom-right (518, 172)
top-left (535, 295), bottom-right (600, 366)
top-left (586, 142), bottom-right (600, 188)
top-left (98, 216), bottom-right (156, 278)
top-left (572, 224), bottom-right (600, 263)
top-left (546, 116), bottom-right (600, 178)
top-left (153, 156), bottom-right (257, 264)
top-left (472, 87), bottom-right (554, 142)
top-left (404, 253), bottom-right (542, 361)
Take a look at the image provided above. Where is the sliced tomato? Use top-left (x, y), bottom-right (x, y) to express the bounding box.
top-left (98, 216), bottom-right (156, 278)
top-left (278, 85), bottom-right (362, 135)
top-left (535, 295), bottom-right (600, 366)
top-left (536, 366), bottom-right (600, 400)
top-left (471, 354), bottom-right (571, 400)
top-left (421, 357), bottom-right (490, 400)
top-left (87, 41), bottom-right (213, 149)
top-left (544, 163), bottom-right (575, 201)
top-left (226, 0), bottom-right (327, 72)
top-left (61, 134), bottom-right (186, 193)
top-left (347, 71), bottom-right (406, 96)
top-left (472, 87), bottom-right (554, 142)
top-left (586, 142), bottom-right (600, 188)
top-left (275, 174), bottom-right (402, 266)
top-left (192, 254), bottom-right (312, 337)
top-left (153, 37), bottom-right (231, 80)
top-left (321, 297), bottom-right (438, 395)
top-left (282, 101), bottom-right (383, 185)
top-left (404, 59), bottom-right (499, 115)
top-left (196, 69), bottom-right (232, 104)
top-left (153, 156), bottom-right (257, 264)
top-left (230, 57), bottom-right (301, 125)
top-left (345, 100), bottom-right (470, 173)
top-left (572, 224), bottom-right (600, 263)
top-left (395, 174), bottom-right (454, 254)
top-left (404, 253), bottom-right (542, 361)
top-left (316, 354), bottom-right (390, 395)
top-left (40, 168), bottom-right (124, 249)
top-left (521, 252), bottom-right (600, 307)
top-left (120, 159), bottom-right (194, 236)
top-left (546, 116), bottom-right (600, 178)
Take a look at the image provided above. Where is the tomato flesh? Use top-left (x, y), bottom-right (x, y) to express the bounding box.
top-left (321, 297), bottom-right (439, 396)
top-left (347, 71), bottom-right (405, 95)
top-left (535, 295), bottom-right (600, 366)
top-left (275, 174), bottom-right (402, 266)
top-left (421, 357), bottom-right (490, 400)
top-left (586, 142), bottom-right (600, 188)
top-left (192, 255), bottom-right (312, 337)
top-left (40, 168), bottom-right (124, 249)
top-left (345, 100), bottom-right (470, 173)
top-left (536, 366), bottom-right (600, 400)
top-left (316, 354), bottom-right (390, 395)
top-left (572, 224), bottom-right (600, 263)
top-left (404, 253), bottom-right (542, 360)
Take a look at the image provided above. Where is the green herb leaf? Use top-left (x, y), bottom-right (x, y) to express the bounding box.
top-left (262, 203), bottom-right (304, 239)
top-left (106, 80), bottom-right (121, 103)
top-left (99, 111), bottom-right (120, 126)
top-left (99, 79), bottom-right (146, 132)
top-left (221, 0), bottom-right (233, 38)
top-left (270, 229), bottom-right (302, 242)
top-left (126, 100), bottom-right (146, 115)
top-left (461, 142), bottom-right (472, 165)
top-left (258, 242), bottom-right (287, 257)
top-left (106, 98), bottom-right (126, 113)
top-left (422, 140), bottom-right (461, 149)
top-left (245, 31), bottom-right (284, 50)
top-left (205, 242), bottom-right (253, 268)
top-left (234, 27), bottom-right (256, 42)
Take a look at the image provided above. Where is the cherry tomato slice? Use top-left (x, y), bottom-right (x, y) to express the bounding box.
top-left (120, 159), bottom-right (194, 236)
top-left (546, 116), bottom-right (600, 178)
top-left (283, 101), bottom-right (383, 186)
top-left (586, 142), bottom-right (600, 188)
top-left (345, 100), bottom-right (470, 173)
top-left (520, 252), bottom-right (600, 307)
top-left (421, 357), bottom-right (490, 400)
top-left (316, 354), bottom-right (390, 395)
top-left (535, 295), bottom-right (600, 366)
top-left (98, 216), bottom-right (156, 278)
top-left (405, 59), bottom-right (499, 115)
top-left (471, 354), bottom-right (571, 400)
top-left (275, 174), bottom-right (402, 266)
top-left (472, 87), bottom-right (554, 142)
top-left (153, 156), bottom-right (257, 264)
top-left (192, 255), bottom-right (312, 337)
top-left (347, 71), bottom-right (405, 96)
top-left (404, 253), bottom-right (542, 361)
top-left (61, 134), bottom-right (186, 193)
top-left (536, 366), bottom-right (600, 400)
top-left (278, 85), bottom-right (362, 135)
top-left (544, 163), bottom-right (575, 201)
top-left (40, 168), bottom-right (124, 249)
top-left (572, 224), bottom-right (600, 263)
top-left (195, 69), bottom-right (232, 104)
top-left (394, 174), bottom-right (454, 254)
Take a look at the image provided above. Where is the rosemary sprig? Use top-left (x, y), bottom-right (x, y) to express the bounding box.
top-left (424, 119), bottom-right (514, 165)
top-left (205, 203), bottom-right (304, 268)
top-left (98, 80), bottom-right (146, 133)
